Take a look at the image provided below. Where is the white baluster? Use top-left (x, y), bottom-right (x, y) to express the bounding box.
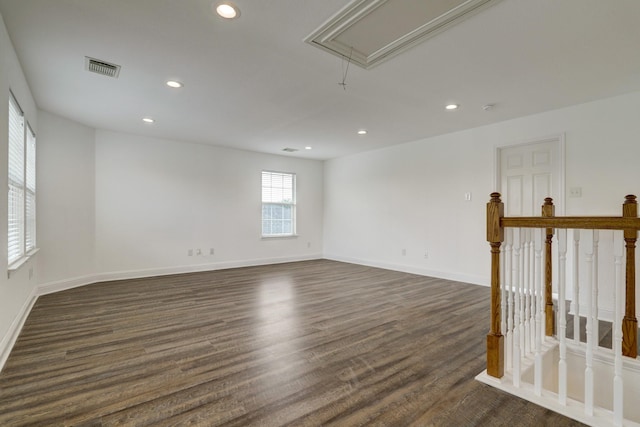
top-left (592, 230), bottom-right (599, 348)
top-left (519, 229), bottom-right (525, 359)
top-left (558, 228), bottom-right (568, 405)
top-left (513, 228), bottom-right (522, 387)
top-left (534, 228), bottom-right (543, 396)
top-left (573, 229), bottom-right (581, 344)
top-left (500, 229), bottom-right (507, 373)
top-left (529, 231), bottom-right (536, 352)
top-left (506, 228), bottom-right (513, 371)
top-left (584, 230), bottom-right (594, 416)
top-left (613, 231), bottom-right (624, 426)
top-left (524, 228), bottom-right (531, 355)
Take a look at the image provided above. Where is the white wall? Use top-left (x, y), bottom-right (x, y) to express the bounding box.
top-left (37, 110), bottom-right (95, 286)
top-left (0, 13), bottom-right (39, 366)
top-left (323, 91), bottom-right (640, 286)
top-left (94, 130), bottom-right (324, 278)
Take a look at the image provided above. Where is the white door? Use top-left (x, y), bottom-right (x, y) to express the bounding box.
top-left (497, 137), bottom-right (563, 216)
top-left (497, 136), bottom-right (566, 310)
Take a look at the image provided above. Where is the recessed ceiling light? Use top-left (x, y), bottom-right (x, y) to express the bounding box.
top-left (357, 130), bottom-right (367, 135)
top-left (305, 146), bottom-right (312, 150)
top-left (166, 80), bottom-right (183, 88)
top-left (445, 104), bottom-right (459, 110)
top-left (215, 2), bottom-right (240, 19)
top-left (142, 117), bottom-right (155, 123)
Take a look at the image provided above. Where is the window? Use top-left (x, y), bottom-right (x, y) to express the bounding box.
top-left (261, 171), bottom-right (296, 237)
top-left (8, 94), bottom-right (36, 266)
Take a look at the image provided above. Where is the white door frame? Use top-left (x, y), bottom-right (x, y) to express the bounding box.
top-left (494, 134), bottom-right (566, 215)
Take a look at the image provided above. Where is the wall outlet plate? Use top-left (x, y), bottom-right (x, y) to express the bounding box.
top-left (569, 187), bottom-right (582, 197)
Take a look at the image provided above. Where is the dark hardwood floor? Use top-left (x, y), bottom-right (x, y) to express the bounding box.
top-left (0, 260), bottom-right (584, 426)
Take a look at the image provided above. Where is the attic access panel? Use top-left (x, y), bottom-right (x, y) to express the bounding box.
top-left (305, 0), bottom-right (501, 69)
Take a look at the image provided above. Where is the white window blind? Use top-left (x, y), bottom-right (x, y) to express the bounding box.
top-left (261, 171), bottom-right (296, 237)
top-left (25, 125), bottom-right (36, 252)
top-left (7, 94), bottom-right (36, 266)
top-left (8, 95), bottom-right (25, 264)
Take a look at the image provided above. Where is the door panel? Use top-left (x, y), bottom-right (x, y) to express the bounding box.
top-left (506, 175), bottom-right (523, 216)
top-left (499, 140), bottom-right (560, 216)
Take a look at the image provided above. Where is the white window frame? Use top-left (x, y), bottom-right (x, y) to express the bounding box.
top-left (8, 92), bottom-right (36, 270)
top-left (261, 170), bottom-right (296, 238)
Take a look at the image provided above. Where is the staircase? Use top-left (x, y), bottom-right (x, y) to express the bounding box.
top-left (477, 194), bottom-right (640, 426)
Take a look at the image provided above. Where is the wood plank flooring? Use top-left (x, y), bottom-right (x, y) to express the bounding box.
top-left (0, 260), bottom-right (585, 426)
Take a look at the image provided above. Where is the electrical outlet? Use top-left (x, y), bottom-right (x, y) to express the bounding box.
top-left (210, 248), bottom-right (215, 255)
top-left (188, 249), bottom-right (193, 256)
top-left (464, 192), bottom-right (472, 201)
top-left (424, 251), bottom-right (428, 259)
top-left (569, 187), bottom-right (582, 198)
top-left (196, 248), bottom-right (202, 255)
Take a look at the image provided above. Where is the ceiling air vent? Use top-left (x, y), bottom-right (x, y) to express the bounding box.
top-left (85, 56), bottom-right (121, 78)
top-left (282, 148), bottom-right (299, 153)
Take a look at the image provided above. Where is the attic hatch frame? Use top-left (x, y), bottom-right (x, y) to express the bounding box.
top-left (304, 0), bottom-right (502, 70)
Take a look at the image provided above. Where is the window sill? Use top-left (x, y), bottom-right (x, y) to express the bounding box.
top-left (261, 234), bottom-right (299, 240)
top-left (8, 247), bottom-right (40, 274)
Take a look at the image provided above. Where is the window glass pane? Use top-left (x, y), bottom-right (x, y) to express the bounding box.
top-left (262, 171), bottom-right (295, 203)
top-left (262, 171), bottom-right (296, 236)
top-left (282, 205), bottom-right (291, 220)
top-left (8, 97), bottom-right (24, 187)
top-left (272, 220), bottom-right (282, 234)
top-left (25, 127), bottom-right (36, 252)
top-left (8, 185), bottom-right (24, 264)
top-left (8, 96), bottom-right (25, 263)
top-left (26, 127), bottom-right (35, 191)
top-left (26, 190), bottom-right (36, 252)
top-left (7, 96), bottom-right (36, 264)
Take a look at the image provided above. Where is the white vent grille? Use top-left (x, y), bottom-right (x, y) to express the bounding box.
top-left (85, 57), bottom-right (121, 78)
top-left (282, 148), bottom-right (299, 153)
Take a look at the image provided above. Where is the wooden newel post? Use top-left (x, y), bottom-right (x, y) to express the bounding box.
top-left (487, 192), bottom-right (504, 378)
top-left (622, 194), bottom-right (638, 358)
top-left (542, 197), bottom-right (555, 336)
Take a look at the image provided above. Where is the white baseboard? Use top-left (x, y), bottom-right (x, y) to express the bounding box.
top-left (37, 273), bottom-right (103, 296)
top-left (0, 287), bottom-right (38, 374)
top-left (323, 254), bottom-right (489, 286)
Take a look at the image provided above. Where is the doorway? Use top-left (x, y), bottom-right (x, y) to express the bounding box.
top-left (495, 135), bottom-right (565, 215)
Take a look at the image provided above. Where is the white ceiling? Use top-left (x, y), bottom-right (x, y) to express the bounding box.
top-left (1, 0), bottom-right (639, 160)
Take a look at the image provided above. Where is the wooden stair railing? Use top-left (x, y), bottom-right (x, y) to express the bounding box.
top-left (543, 197), bottom-right (555, 337)
top-left (486, 192), bottom-right (504, 378)
top-left (486, 193), bottom-right (640, 378)
top-left (623, 195), bottom-right (638, 358)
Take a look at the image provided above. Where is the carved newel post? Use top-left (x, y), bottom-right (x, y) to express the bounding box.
top-left (622, 195), bottom-right (638, 358)
top-left (487, 192), bottom-right (504, 377)
top-left (542, 197), bottom-right (555, 336)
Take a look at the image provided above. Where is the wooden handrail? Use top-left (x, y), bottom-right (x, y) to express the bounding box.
top-left (502, 216), bottom-right (640, 230)
top-left (486, 193), bottom-right (639, 378)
